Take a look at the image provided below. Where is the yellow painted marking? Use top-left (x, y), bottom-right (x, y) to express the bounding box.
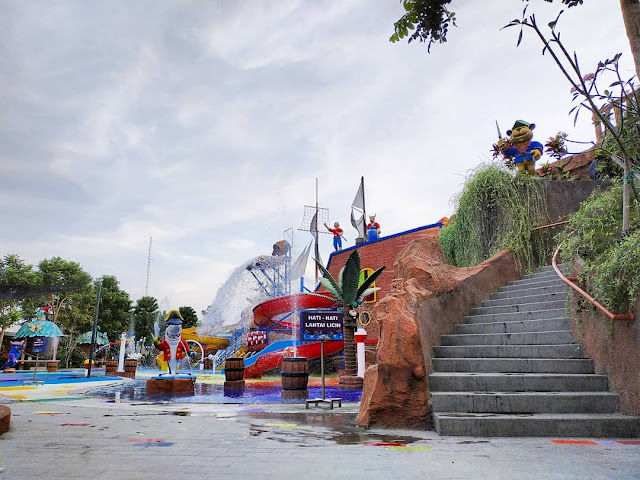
top-left (0, 386), bottom-right (37, 391)
top-left (6, 394), bottom-right (27, 399)
top-left (387, 446), bottom-right (431, 451)
top-left (264, 423), bottom-right (312, 430)
top-left (34, 411), bottom-right (62, 415)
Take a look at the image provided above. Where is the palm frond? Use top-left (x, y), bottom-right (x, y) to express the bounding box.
top-left (356, 287), bottom-right (380, 303)
top-left (314, 258), bottom-right (341, 297)
top-left (342, 250), bottom-right (361, 305)
top-left (302, 292), bottom-right (339, 305)
top-left (317, 278), bottom-right (342, 303)
top-left (356, 266), bottom-right (386, 298)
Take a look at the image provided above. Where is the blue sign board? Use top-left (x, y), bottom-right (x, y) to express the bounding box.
top-left (301, 310), bottom-right (344, 342)
top-left (31, 336), bottom-right (48, 354)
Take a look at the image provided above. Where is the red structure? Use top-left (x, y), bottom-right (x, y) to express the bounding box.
top-left (325, 222), bottom-right (444, 344)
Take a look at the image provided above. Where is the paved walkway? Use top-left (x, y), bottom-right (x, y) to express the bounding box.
top-left (1, 378), bottom-right (639, 479)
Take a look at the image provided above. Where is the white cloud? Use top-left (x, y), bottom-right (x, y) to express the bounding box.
top-left (0, 0), bottom-right (634, 316)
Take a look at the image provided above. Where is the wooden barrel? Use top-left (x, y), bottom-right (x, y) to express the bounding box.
top-left (281, 357), bottom-right (309, 391)
top-left (46, 362), bottom-right (58, 373)
top-left (225, 358), bottom-right (245, 381)
top-left (124, 360), bottom-right (137, 373)
top-left (105, 360), bottom-right (118, 374)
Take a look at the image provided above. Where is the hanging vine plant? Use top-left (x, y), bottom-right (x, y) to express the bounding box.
top-left (439, 164), bottom-right (550, 271)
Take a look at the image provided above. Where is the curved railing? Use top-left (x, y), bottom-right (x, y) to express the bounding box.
top-left (552, 245), bottom-right (635, 322)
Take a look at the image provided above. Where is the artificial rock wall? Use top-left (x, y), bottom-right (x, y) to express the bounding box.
top-left (357, 237), bottom-right (519, 429)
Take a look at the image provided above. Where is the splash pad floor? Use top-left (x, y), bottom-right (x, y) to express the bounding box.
top-left (90, 374), bottom-right (363, 405)
top-left (1, 369), bottom-right (362, 405)
top-left (1, 370), bottom-right (639, 479)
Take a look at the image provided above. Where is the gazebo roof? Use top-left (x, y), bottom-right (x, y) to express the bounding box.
top-left (15, 320), bottom-right (63, 338)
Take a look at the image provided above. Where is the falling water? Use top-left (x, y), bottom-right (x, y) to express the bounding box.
top-left (199, 255), bottom-right (286, 335)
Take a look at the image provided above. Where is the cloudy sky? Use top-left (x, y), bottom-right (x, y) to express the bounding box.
top-left (0, 1), bottom-right (633, 318)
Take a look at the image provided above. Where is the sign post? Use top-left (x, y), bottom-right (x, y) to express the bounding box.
top-left (29, 336), bottom-right (48, 384)
top-left (300, 310), bottom-right (344, 409)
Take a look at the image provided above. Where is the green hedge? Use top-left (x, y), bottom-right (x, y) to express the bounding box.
top-left (557, 182), bottom-right (640, 312)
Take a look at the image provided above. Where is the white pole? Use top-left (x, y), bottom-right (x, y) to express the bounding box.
top-left (118, 332), bottom-right (127, 372)
top-left (355, 328), bottom-right (367, 378)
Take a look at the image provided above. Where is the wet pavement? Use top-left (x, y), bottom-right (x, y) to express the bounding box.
top-left (1, 379), bottom-right (639, 479)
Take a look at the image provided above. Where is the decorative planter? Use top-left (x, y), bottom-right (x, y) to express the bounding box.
top-left (224, 357), bottom-right (245, 389)
top-left (46, 362), bottom-right (58, 373)
top-left (123, 359), bottom-right (137, 379)
top-left (105, 360), bottom-right (118, 374)
top-left (281, 357), bottom-right (309, 399)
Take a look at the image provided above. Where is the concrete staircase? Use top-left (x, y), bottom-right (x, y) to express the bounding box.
top-left (431, 265), bottom-right (640, 437)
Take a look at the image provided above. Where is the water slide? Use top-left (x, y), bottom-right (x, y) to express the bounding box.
top-left (244, 294), bottom-right (342, 378)
top-left (252, 293), bottom-right (337, 329)
top-left (181, 328), bottom-right (230, 350)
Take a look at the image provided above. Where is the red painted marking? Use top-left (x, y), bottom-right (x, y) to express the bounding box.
top-left (616, 440), bottom-right (640, 445)
top-left (126, 438), bottom-right (164, 443)
top-left (551, 439), bottom-right (597, 445)
top-left (364, 442), bottom-right (407, 447)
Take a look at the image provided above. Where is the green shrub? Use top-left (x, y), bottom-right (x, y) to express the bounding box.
top-left (556, 183), bottom-right (624, 263)
top-left (440, 165), bottom-right (549, 271)
top-left (591, 230), bottom-right (640, 312)
top-left (557, 181), bottom-right (640, 313)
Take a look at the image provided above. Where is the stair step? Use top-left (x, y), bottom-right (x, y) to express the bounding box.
top-left (433, 344), bottom-right (584, 359)
top-left (454, 318), bottom-right (572, 334)
top-left (432, 358), bottom-right (594, 374)
top-left (429, 372), bottom-right (609, 392)
top-left (472, 300), bottom-right (566, 315)
top-left (440, 330), bottom-right (575, 346)
top-left (491, 285), bottom-right (566, 300)
top-left (433, 412), bottom-right (640, 437)
top-left (501, 278), bottom-right (566, 292)
top-left (481, 292), bottom-right (566, 308)
top-left (521, 270), bottom-right (566, 281)
top-left (431, 391), bottom-right (620, 414)
top-left (428, 265), bottom-right (639, 438)
top-left (464, 308), bottom-right (567, 324)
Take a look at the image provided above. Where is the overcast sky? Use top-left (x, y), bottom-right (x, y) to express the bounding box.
top-left (0, 1), bottom-right (633, 318)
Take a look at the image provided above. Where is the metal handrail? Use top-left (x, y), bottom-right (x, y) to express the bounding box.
top-left (531, 220), bottom-right (569, 232)
top-left (552, 245), bottom-right (635, 321)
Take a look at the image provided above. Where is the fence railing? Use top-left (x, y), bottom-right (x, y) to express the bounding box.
top-left (552, 245), bottom-right (634, 322)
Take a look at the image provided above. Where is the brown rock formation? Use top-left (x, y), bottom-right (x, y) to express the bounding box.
top-left (357, 237), bottom-right (519, 429)
top-left (0, 405), bottom-right (10, 435)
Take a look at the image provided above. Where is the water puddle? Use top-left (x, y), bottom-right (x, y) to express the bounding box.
top-left (243, 411), bottom-right (427, 446)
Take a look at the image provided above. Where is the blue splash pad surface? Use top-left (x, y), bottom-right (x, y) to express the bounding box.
top-left (0, 371), bottom-right (120, 387)
top-left (89, 379), bottom-right (363, 404)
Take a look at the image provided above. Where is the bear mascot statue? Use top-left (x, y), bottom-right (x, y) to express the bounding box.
top-left (498, 120), bottom-right (543, 175)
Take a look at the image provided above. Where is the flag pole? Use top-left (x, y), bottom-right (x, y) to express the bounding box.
top-left (361, 176), bottom-right (367, 238)
top-left (315, 178), bottom-right (319, 284)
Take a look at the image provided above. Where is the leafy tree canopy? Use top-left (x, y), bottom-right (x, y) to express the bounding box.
top-left (178, 306), bottom-right (198, 329)
top-left (390, 0), bottom-right (582, 50)
top-left (37, 257), bottom-right (93, 326)
top-left (97, 276), bottom-right (132, 344)
top-left (134, 296), bottom-right (160, 345)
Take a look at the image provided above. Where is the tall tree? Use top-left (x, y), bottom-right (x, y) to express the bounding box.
top-left (97, 276), bottom-right (133, 346)
top-left (0, 255), bottom-right (40, 349)
top-left (134, 296), bottom-right (160, 346)
top-left (178, 306), bottom-right (198, 329)
top-left (38, 257), bottom-right (92, 326)
top-left (391, 1), bottom-right (640, 79)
